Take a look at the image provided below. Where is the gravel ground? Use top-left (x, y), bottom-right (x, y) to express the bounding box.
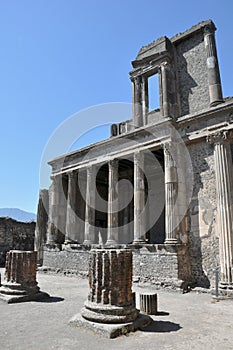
top-left (0, 268), bottom-right (233, 350)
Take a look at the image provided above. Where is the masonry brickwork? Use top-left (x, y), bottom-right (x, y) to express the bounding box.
top-left (0, 217), bottom-right (35, 266)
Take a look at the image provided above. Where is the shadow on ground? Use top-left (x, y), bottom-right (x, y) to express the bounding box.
top-left (36, 296), bottom-right (64, 303)
top-left (142, 320), bottom-right (182, 333)
top-left (156, 311), bottom-right (170, 316)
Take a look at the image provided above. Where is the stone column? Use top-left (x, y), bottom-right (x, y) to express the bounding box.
top-left (161, 62), bottom-right (169, 118)
top-left (0, 250), bottom-right (49, 303)
top-left (81, 249), bottom-right (138, 323)
top-left (46, 175), bottom-right (63, 249)
top-left (204, 23), bottom-right (223, 106)
top-left (132, 76), bottom-right (143, 127)
top-left (133, 151), bottom-right (146, 244)
top-left (34, 189), bottom-right (49, 265)
top-left (83, 166), bottom-right (96, 245)
top-left (163, 142), bottom-right (179, 244)
top-left (141, 75), bottom-right (148, 125)
top-left (106, 159), bottom-right (119, 246)
top-left (207, 130), bottom-right (233, 286)
top-left (65, 171), bottom-right (78, 244)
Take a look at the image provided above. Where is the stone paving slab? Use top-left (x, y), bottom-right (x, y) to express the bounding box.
top-left (0, 268), bottom-right (233, 350)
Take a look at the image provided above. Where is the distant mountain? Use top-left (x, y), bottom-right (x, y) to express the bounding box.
top-left (0, 208), bottom-right (36, 222)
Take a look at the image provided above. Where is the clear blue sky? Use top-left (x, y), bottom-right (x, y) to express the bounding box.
top-left (0, 0), bottom-right (232, 213)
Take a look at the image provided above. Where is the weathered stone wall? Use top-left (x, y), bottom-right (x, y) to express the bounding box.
top-left (43, 244), bottom-right (191, 289)
top-left (187, 141), bottom-right (218, 287)
top-left (0, 217), bottom-right (35, 266)
top-left (175, 32), bottom-right (209, 116)
top-left (43, 249), bottom-right (90, 276)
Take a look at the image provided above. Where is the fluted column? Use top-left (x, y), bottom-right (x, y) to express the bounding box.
top-left (163, 142), bottom-right (179, 244)
top-left (133, 151), bottom-right (146, 244)
top-left (0, 250), bottom-right (49, 303)
top-left (81, 249), bottom-right (138, 323)
top-left (207, 130), bottom-right (233, 286)
top-left (65, 171), bottom-right (78, 244)
top-left (132, 76), bottom-right (143, 127)
top-left (204, 23), bottom-right (223, 106)
top-left (83, 166), bottom-right (96, 245)
top-left (106, 159), bottom-right (119, 245)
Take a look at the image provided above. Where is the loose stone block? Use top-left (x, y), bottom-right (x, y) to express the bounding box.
top-left (0, 250), bottom-right (49, 303)
top-left (140, 293), bottom-right (158, 315)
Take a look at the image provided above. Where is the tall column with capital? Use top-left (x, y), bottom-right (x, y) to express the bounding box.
top-left (141, 75), bottom-right (148, 125)
top-left (106, 159), bottom-right (119, 245)
top-left (163, 142), bottom-right (179, 244)
top-left (65, 171), bottom-right (78, 244)
top-left (204, 23), bottom-right (223, 106)
top-left (83, 166), bottom-right (96, 245)
top-left (132, 76), bottom-right (143, 128)
top-left (133, 151), bottom-right (146, 244)
top-left (207, 130), bottom-right (233, 286)
top-left (160, 63), bottom-right (169, 118)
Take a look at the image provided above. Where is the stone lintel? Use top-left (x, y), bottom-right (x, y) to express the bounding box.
top-left (69, 312), bottom-right (152, 339)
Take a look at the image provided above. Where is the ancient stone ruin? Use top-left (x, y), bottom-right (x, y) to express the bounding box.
top-left (0, 250), bottom-right (49, 303)
top-left (35, 19), bottom-right (233, 292)
top-left (70, 248), bottom-right (152, 338)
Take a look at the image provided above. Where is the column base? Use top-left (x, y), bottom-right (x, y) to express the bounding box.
top-left (83, 240), bottom-right (93, 246)
top-left (70, 312), bottom-right (152, 339)
top-left (165, 238), bottom-right (179, 245)
top-left (44, 242), bottom-right (60, 251)
top-left (105, 239), bottom-right (119, 247)
top-left (0, 282), bottom-right (49, 304)
top-left (132, 239), bottom-right (146, 245)
top-left (217, 282), bottom-right (233, 298)
top-left (62, 242), bottom-right (82, 251)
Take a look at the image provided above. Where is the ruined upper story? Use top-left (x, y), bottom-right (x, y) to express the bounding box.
top-left (111, 19), bottom-right (226, 136)
top-left (49, 20), bottom-right (233, 173)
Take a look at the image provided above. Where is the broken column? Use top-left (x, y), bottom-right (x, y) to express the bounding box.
top-left (0, 250), bottom-right (49, 303)
top-left (70, 248), bottom-right (152, 338)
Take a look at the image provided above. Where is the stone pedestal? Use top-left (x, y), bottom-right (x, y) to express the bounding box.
top-left (70, 248), bottom-right (152, 338)
top-left (0, 250), bottom-right (49, 303)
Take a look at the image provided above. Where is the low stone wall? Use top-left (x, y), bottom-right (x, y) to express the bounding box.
top-left (43, 249), bottom-right (90, 276)
top-left (42, 244), bottom-right (191, 289)
top-left (0, 217), bottom-right (35, 266)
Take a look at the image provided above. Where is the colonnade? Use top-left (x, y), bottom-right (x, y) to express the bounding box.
top-left (46, 146), bottom-right (180, 248)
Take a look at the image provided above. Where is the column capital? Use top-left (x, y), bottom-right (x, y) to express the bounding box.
top-left (67, 171), bottom-right (77, 179)
top-left (207, 130), bottom-right (233, 145)
top-left (160, 60), bottom-right (170, 71)
top-left (109, 159), bottom-right (118, 169)
top-left (134, 150), bottom-right (144, 164)
top-left (203, 22), bottom-right (216, 35)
